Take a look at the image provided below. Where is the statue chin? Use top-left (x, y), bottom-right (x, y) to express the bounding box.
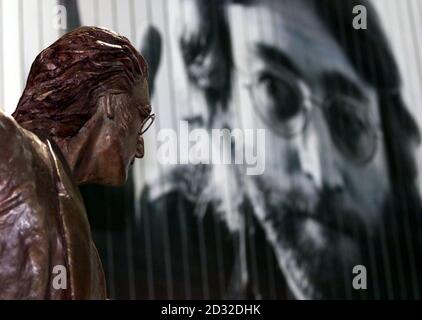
top-left (109, 165), bottom-right (130, 187)
top-left (93, 170), bottom-right (128, 187)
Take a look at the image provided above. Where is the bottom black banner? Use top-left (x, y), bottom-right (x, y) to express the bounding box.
top-left (0, 300), bottom-right (418, 319)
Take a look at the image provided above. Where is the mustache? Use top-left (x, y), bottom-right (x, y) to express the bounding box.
top-left (258, 175), bottom-right (370, 239)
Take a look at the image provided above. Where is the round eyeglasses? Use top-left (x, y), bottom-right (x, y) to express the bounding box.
top-left (138, 104), bottom-right (155, 135)
top-left (245, 69), bottom-right (379, 164)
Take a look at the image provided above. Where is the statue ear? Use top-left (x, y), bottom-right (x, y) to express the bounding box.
top-left (104, 95), bottom-right (115, 120)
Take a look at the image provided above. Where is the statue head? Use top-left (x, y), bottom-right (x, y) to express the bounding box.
top-left (13, 26), bottom-right (154, 186)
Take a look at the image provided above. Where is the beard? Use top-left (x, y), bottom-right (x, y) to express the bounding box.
top-left (246, 173), bottom-right (399, 299)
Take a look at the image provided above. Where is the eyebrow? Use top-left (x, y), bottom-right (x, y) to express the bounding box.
top-left (254, 44), bottom-right (369, 102)
top-left (322, 72), bottom-right (368, 102)
top-left (254, 43), bottom-right (304, 79)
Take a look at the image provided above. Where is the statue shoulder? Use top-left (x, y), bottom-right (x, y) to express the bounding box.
top-left (0, 111), bottom-right (50, 166)
top-left (0, 112), bottom-right (30, 174)
top-left (0, 111), bottom-right (23, 144)
top-left (0, 111), bottom-right (51, 210)
top-left (0, 111), bottom-right (36, 212)
top-left (0, 111), bottom-right (54, 299)
top-left (0, 112), bottom-right (39, 180)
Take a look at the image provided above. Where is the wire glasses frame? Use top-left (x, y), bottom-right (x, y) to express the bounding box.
top-left (245, 70), bottom-right (379, 164)
top-left (138, 104), bottom-right (156, 135)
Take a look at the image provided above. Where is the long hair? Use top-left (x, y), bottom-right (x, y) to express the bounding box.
top-left (315, 0), bottom-right (422, 298)
top-left (231, 0), bottom-right (422, 298)
top-left (13, 26), bottom-right (147, 139)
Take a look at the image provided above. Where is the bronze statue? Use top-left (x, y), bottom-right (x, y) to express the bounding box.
top-left (0, 26), bottom-right (154, 299)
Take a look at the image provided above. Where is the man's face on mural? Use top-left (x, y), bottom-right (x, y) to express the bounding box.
top-left (229, 0), bottom-right (392, 298)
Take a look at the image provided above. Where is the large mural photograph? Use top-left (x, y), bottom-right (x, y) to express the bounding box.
top-left (0, 0), bottom-right (422, 301)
